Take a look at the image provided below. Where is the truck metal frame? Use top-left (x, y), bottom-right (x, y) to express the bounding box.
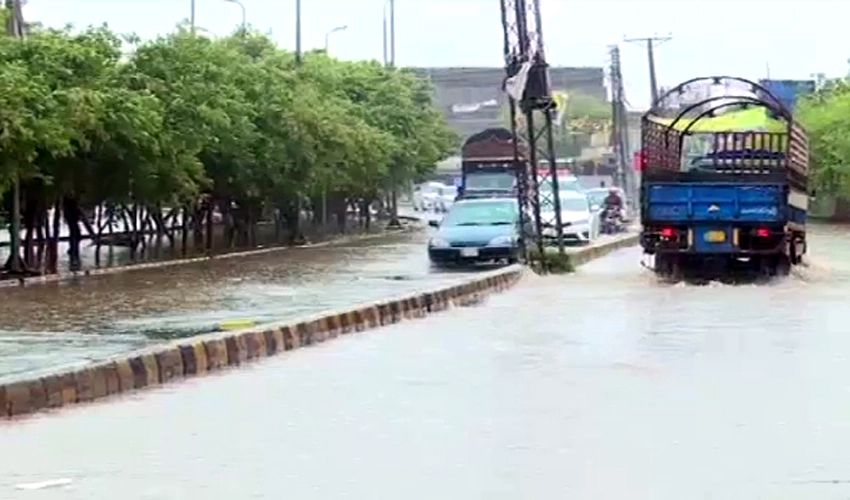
top-left (639, 76), bottom-right (811, 278)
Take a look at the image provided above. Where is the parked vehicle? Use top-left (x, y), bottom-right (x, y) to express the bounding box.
top-left (639, 76), bottom-right (810, 278)
top-left (412, 181), bottom-right (445, 211)
top-left (427, 198), bottom-right (523, 266)
top-left (539, 191), bottom-right (597, 244)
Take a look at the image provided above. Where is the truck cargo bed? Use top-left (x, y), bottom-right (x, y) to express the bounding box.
top-left (644, 182), bottom-right (786, 223)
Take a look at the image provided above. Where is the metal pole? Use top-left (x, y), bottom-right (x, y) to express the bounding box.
top-left (624, 35), bottom-right (671, 107)
top-left (295, 0), bottom-right (302, 65)
top-left (190, 0), bottom-right (196, 32)
top-left (646, 39), bottom-right (658, 105)
top-left (382, 11), bottom-right (387, 65)
top-left (386, 0), bottom-right (400, 227)
top-left (324, 26), bottom-right (347, 54)
top-left (224, 0), bottom-right (246, 30)
top-left (389, 0), bottom-right (395, 67)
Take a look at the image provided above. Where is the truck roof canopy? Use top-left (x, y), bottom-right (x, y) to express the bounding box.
top-left (646, 107), bottom-right (787, 133)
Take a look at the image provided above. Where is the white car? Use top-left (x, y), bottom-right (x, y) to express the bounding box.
top-left (436, 185), bottom-right (458, 212)
top-left (539, 191), bottom-right (598, 244)
top-left (412, 181), bottom-right (445, 211)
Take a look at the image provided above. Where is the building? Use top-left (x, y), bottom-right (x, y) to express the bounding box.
top-left (410, 67), bottom-right (607, 140)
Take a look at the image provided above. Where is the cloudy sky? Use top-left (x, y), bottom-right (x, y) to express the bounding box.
top-left (23, 0), bottom-right (848, 110)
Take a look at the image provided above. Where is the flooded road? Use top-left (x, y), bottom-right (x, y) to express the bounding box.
top-left (0, 227), bottom-right (487, 380)
top-left (3, 225), bottom-right (850, 499)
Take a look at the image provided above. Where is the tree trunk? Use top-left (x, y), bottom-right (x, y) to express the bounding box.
top-left (47, 198), bottom-right (61, 274)
top-left (62, 196), bottom-right (82, 271)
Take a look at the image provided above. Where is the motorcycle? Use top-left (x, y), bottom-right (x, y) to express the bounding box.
top-left (600, 206), bottom-right (624, 234)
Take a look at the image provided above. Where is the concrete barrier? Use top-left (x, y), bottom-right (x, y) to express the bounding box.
top-left (0, 264), bottom-right (523, 419)
top-left (566, 233), bottom-right (639, 269)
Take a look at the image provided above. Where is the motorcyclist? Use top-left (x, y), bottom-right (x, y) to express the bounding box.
top-left (602, 188), bottom-right (624, 222)
top-left (603, 188), bottom-right (623, 211)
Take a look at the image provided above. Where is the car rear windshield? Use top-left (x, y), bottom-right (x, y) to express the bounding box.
top-left (443, 201), bottom-right (517, 226)
top-left (542, 196), bottom-right (588, 212)
top-left (466, 173), bottom-right (515, 191)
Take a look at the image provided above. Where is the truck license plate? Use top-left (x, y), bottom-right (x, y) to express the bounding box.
top-left (704, 230), bottom-right (726, 243)
top-left (460, 248), bottom-right (479, 257)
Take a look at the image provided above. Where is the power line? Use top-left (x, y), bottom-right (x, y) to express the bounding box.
top-left (624, 34), bottom-right (672, 106)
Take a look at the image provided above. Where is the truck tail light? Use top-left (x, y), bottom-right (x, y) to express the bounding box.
top-left (660, 227), bottom-right (676, 238)
top-left (754, 227), bottom-right (770, 237)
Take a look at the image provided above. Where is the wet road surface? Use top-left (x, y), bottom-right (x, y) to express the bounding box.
top-left (2, 224), bottom-right (850, 499)
top-left (0, 227), bottom-right (489, 380)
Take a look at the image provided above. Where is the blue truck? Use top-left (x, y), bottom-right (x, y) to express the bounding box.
top-left (639, 76), bottom-right (811, 278)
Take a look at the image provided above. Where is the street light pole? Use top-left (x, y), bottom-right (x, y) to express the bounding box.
top-left (389, 0), bottom-right (395, 67)
top-left (295, 0), bottom-right (302, 65)
top-left (381, 0), bottom-right (400, 227)
top-left (324, 25), bottom-right (347, 53)
top-left (224, 0), bottom-right (246, 29)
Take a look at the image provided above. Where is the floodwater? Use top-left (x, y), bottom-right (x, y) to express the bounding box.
top-left (1, 225), bottom-right (849, 498)
top-left (0, 227), bottom-right (487, 380)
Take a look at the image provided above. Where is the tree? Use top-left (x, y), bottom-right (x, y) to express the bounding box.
top-left (796, 80), bottom-right (850, 198)
top-left (0, 22), bottom-right (455, 275)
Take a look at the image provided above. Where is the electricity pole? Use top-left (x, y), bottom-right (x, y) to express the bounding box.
top-left (608, 45), bottom-right (633, 201)
top-left (624, 34), bottom-right (671, 106)
top-left (4, 0), bottom-right (26, 274)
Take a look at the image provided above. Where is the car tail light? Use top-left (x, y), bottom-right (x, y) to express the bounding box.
top-left (754, 227), bottom-right (770, 237)
top-left (634, 151), bottom-right (647, 172)
top-left (660, 227), bottom-right (676, 238)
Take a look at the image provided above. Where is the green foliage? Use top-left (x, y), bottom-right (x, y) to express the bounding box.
top-left (0, 23), bottom-right (455, 211)
top-left (797, 80), bottom-right (850, 197)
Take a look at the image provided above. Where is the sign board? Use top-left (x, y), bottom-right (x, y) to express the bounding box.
top-left (758, 79), bottom-right (816, 112)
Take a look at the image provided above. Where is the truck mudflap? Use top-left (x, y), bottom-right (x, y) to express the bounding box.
top-left (640, 224), bottom-right (789, 255)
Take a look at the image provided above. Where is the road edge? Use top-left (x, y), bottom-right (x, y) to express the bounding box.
top-left (0, 264), bottom-right (524, 420)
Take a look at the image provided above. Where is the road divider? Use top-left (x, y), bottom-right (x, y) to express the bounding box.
top-left (566, 232), bottom-right (638, 268)
top-left (0, 264), bottom-right (524, 419)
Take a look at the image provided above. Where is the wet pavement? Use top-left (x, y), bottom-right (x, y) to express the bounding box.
top-left (0, 224), bottom-right (488, 381)
top-left (2, 224), bottom-right (849, 498)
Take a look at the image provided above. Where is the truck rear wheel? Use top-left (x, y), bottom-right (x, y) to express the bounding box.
top-left (654, 254), bottom-right (680, 279)
top-left (758, 255), bottom-right (790, 277)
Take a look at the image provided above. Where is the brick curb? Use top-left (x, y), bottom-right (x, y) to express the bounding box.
top-left (0, 264), bottom-right (523, 419)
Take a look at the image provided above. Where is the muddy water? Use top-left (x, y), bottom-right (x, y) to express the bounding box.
top-left (1, 225), bottom-right (850, 499)
top-left (0, 229), bottom-right (486, 380)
